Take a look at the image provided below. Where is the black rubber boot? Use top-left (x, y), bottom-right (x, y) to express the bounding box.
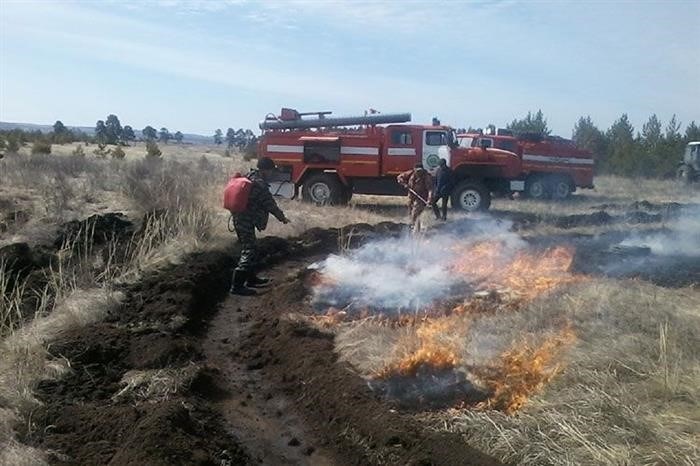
top-left (230, 270), bottom-right (256, 296)
top-left (247, 272), bottom-right (271, 288)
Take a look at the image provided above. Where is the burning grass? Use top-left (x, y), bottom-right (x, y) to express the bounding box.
top-left (311, 226), bottom-right (585, 415)
top-left (474, 326), bottom-right (576, 414)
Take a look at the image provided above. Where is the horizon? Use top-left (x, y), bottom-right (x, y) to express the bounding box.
top-left (1, 0), bottom-right (699, 137)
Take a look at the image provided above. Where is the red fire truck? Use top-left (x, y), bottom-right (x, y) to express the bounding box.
top-left (258, 108), bottom-right (576, 211)
top-left (457, 130), bottom-right (594, 199)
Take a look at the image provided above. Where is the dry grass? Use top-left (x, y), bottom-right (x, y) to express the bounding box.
top-left (333, 279), bottom-right (700, 465)
top-left (0, 145), bottom-right (229, 465)
top-left (112, 364), bottom-right (202, 403)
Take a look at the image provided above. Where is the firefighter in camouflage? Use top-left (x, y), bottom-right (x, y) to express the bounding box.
top-left (397, 163), bottom-right (433, 232)
top-left (231, 157), bottom-right (289, 296)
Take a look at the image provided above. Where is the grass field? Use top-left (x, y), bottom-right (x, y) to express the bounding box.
top-left (1, 142), bottom-right (698, 465)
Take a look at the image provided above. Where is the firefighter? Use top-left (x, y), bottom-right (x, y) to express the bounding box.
top-left (431, 158), bottom-right (453, 221)
top-left (230, 157), bottom-right (290, 296)
top-left (397, 163), bottom-right (433, 232)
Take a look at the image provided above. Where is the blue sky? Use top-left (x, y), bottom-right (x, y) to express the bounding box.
top-left (1, 0), bottom-right (698, 136)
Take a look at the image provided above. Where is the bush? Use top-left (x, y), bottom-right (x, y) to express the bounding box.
top-left (93, 143), bottom-right (109, 158)
top-left (5, 136), bottom-right (20, 154)
top-left (72, 144), bottom-right (86, 157)
top-left (111, 146), bottom-right (126, 159)
top-left (146, 140), bottom-right (162, 159)
top-left (31, 140), bottom-right (52, 155)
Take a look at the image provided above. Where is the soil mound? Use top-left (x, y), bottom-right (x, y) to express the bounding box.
top-left (54, 212), bottom-right (134, 248)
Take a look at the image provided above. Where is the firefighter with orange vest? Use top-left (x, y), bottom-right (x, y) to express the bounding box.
top-left (230, 157), bottom-right (290, 296)
top-left (397, 163), bottom-right (433, 232)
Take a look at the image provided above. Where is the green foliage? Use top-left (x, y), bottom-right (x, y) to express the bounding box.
top-left (685, 121), bottom-right (700, 141)
top-left (122, 125), bottom-right (136, 142)
top-left (573, 116), bottom-right (607, 164)
top-left (51, 120), bottom-right (75, 144)
top-left (507, 110), bottom-right (551, 136)
top-left (573, 113), bottom-right (695, 178)
top-left (226, 127), bottom-right (235, 148)
top-left (95, 120), bottom-right (107, 144)
top-left (159, 127), bottom-right (171, 144)
top-left (174, 131), bottom-right (184, 144)
top-left (146, 140), bottom-right (162, 158)
top-left (604, 114), bottom-right (636, 175)
top-left (31, 140), bottom-right (52, 155)
top-left (105, 114), bottom-right (123, 145)
top-left (111, 145), bottom-right (126, 159)
top-left (213, 129), bottom-right (223, 145)
top-left (142, 125), bottom-right (157, 141)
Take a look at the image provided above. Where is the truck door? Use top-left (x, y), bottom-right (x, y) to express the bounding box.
top-left (383, 127), bottom-right (419, 176)
top-left (423, 130), bottom-right (450, 170)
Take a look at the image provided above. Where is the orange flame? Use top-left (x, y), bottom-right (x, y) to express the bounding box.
top-left (375, 318), bottom-right (465, 378)
top-left (452, 242), bottom-right (579, 301)
top-left (475, 327), bottom-right (576, 414)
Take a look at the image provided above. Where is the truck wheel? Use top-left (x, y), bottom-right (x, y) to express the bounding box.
top-left (525, 176), bottom-right (549, 199)
top-left (301, 173), bottom-right (346, 205)
top-left (451, 181), bottom-right (491, 212)
top-left (551, 177), bottom-right (573, 200)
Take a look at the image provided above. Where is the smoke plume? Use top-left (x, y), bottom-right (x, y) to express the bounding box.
top-left (309, 216), bottom-right (525, 313)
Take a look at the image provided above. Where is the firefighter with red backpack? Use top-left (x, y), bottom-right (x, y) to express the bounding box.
top-left (225, 157), bottom-right (290, 296)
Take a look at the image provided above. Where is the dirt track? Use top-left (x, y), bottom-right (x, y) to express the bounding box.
top-left (12, 202), bottom-right (699, 465)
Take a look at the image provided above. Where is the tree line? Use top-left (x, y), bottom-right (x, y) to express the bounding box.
top-left (0, 114), bottom-right (188, 151)
top-left (467, 110), bottom-right (699, 178)
top-left (213, 128), bottom-right (257, 150)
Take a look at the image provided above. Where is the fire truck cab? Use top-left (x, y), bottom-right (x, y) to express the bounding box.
top-left (458, 131), bottom-right (595, 199)
top-left (258, 109), bottom-right (523, 211)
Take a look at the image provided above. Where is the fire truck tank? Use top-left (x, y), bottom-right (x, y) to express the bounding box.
top-left (259, 112), bottom-right (411, 130)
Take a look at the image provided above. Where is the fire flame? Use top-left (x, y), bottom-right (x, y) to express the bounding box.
top-left (375, 318), bottom-right (465, 379)
top-left (451, 242), bottom-right (579, 302)
top-left (475, 327), bottom-right (576, 414)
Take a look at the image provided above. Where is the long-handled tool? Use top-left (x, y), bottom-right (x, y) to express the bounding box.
top-left (406, 186), bottom-right (431, 206)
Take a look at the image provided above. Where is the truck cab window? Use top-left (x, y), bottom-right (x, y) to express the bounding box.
top-left (425, 131), bottom-right (447, 146)
top-left (478, 138), bottom-right (493, 149)
top-left (391, 130), bottom-right (413, 145)
top-left (495, 140), bottom-right (517, 153)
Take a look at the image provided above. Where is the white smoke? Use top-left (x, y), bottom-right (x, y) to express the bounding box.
top-left (620, 203), bottom-right (700, 256)
top-left (309, 216), bottom-right (525, 313)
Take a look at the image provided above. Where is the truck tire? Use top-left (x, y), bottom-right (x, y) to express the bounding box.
top-left (550, 177), bottom-right (573, 200)
top-left (301, 173), bottom-right (346, 205)
top-left (525, 176), bottom-right (550, 199)
top-left (451, 180), bottom-right (491, 212)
